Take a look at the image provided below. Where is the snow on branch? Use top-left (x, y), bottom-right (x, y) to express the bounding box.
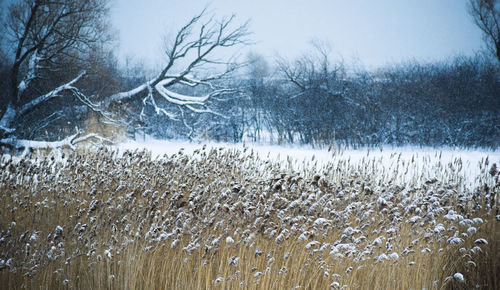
top-left (71, 133), bottom-right (114, 146)
top-left (0, 106), bottom-right (17, 134)
top-left (155, 79), bottom-right (210, 105)
top-left (0, 69), bottom-right (87, 137)
top-left (17, 49), bottom-right (39, 97)
top-left (1, 69), bottom-right (121, 140)
top-left (106, 80), bottom-right (154, 105)
top-left (1, 132), bottom-right (113, 152)
top-left (141, 85), bottom-right (178, 121)
top-left (18, 70), bottom-right (86, 116)
top-left (69, 85), bottom-right (119, 124)
top-left (103, 9), bottom-right (249, 123)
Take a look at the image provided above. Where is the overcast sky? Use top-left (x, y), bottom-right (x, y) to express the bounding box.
top-left (111, 0), bottom-right (484, 70)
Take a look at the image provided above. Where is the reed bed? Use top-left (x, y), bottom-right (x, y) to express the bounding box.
top-left (0, 145), bottom-right (498, 289)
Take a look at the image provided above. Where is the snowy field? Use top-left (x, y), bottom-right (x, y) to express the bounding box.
top-left (118, 138), bottom-right (500, 190)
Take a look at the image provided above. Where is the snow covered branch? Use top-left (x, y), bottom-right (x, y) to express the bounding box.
top-left (1, 132), bottom-right (113, 153)
top-left (18, 71), bottom-right (86, 116)
top-left (0, 70), bottom-right (121, 142)
top-left (1, 2), bottom-right (249, 143)
top-left (106, 11), bottom-right (248, 105)
top-left (102, 10), bottom-right (249, 131)
top-left (0, 71), bottom-right (86, 138)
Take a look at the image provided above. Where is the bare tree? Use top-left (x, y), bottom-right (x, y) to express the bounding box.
top-left (468, 0), bottom-right (500, 62)
top-left (0, 0), bottom-right (111, 140)
top-left (103, 9), bottom-right (250, 139)
top-left (276, 41), bottom-right (347, 101)
top-left (0, 2), bottom-right (250, 147)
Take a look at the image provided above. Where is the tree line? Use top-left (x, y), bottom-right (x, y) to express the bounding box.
top-left (141, 48), bottom-right (499, 148)
top-left (0, 0), bottom-right (499, 150)
top-left (223, 50), bottom-right (499, 148)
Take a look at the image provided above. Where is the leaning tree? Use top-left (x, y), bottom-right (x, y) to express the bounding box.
top-left (104, 10), bottom-right (250, 140)
top-left (0, 0), bottom-right (112, 143)
top-left (0, 0), bottom-right (250, 149)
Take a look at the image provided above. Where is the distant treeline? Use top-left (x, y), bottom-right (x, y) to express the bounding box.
top-left (1, 50), bottom-right (499, 148)
top-left (140, 53), bottom-right (500, 148)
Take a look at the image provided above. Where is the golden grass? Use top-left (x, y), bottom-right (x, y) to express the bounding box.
top-left (0, 146), bottom-right (498, 289)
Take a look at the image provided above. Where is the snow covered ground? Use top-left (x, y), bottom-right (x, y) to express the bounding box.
top-left (117, 138), bottom-right (500, 190)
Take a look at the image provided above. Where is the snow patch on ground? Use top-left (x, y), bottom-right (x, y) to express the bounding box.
top-left (116, 138), bottom-right (499, 189)
top-left (118, 138), bottom-right (499, 165)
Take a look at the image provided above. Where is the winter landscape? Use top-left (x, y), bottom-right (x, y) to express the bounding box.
top-left (1, 0), bottom-right (500, 289)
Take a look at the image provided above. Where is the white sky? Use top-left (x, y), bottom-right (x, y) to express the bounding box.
top-left (111, 0), bottom-right (485, 70)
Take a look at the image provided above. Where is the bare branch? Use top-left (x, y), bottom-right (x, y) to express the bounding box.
top-left (101, 10), bottom-right (249, 138)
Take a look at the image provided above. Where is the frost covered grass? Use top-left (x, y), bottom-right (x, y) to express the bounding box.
top-left (0, 145), bottom-right (499, 289)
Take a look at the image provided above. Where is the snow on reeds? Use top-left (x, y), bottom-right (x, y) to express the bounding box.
top-left (0, 145), bottom-right (498, 289)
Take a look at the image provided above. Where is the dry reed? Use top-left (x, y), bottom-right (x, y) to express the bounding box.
top-left (0, 145), bottom-right (498, 289)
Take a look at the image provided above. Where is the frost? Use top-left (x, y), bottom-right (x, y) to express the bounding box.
top-left (213, 277), bottom-right (223, 285)
top-left (47, 246), bottom-right (57, 260)
top-left (433, 224), bottom-right (445, 234)
top-left (54, 226), bottom-right (63, 239)
top-left (474, 238), bottom-right (488, 245)
top-left (313, 217), bottom-right (330, 228)
top-left (389, 252), bottom-right (399, 260)
top-left (386, 227), bottom-right (396, 235)
top-left (377, 197), bottom-right (387, 207)
top-left (29, 231), bottom-right (38, 241)
top-left (305, 241), bottom-right (320, 249)
top-left (104, 249), bottom-right (112, 259)
top-left (467, 226), bottom-right (477, 235)
top-left (297, 232), bottom-right (309, 242)
top-left (254, 248), bottom-right (263, 257)
top-left (453, 272), bottom-right (465, 282)
top-left (372, 236), bottom-right (386, 246)
top-left (228, 256), bottom-right (239, 267)
top-left (330, 243), bottom-right (356, 256)
top-left (471, 246), bottom-right (483, 253)
top-left (459, 219), bottom-right (473, 227)
top-left (2, 142), bottom-right (498, 289)
top-left (443, 210), bottom-right (463, 221)
top-left (275, 229), bottom-right (288, 244)
top-left (408, 216), bottom-right (420, 223)
top-left (447, 236), bottom-right (464, 245)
